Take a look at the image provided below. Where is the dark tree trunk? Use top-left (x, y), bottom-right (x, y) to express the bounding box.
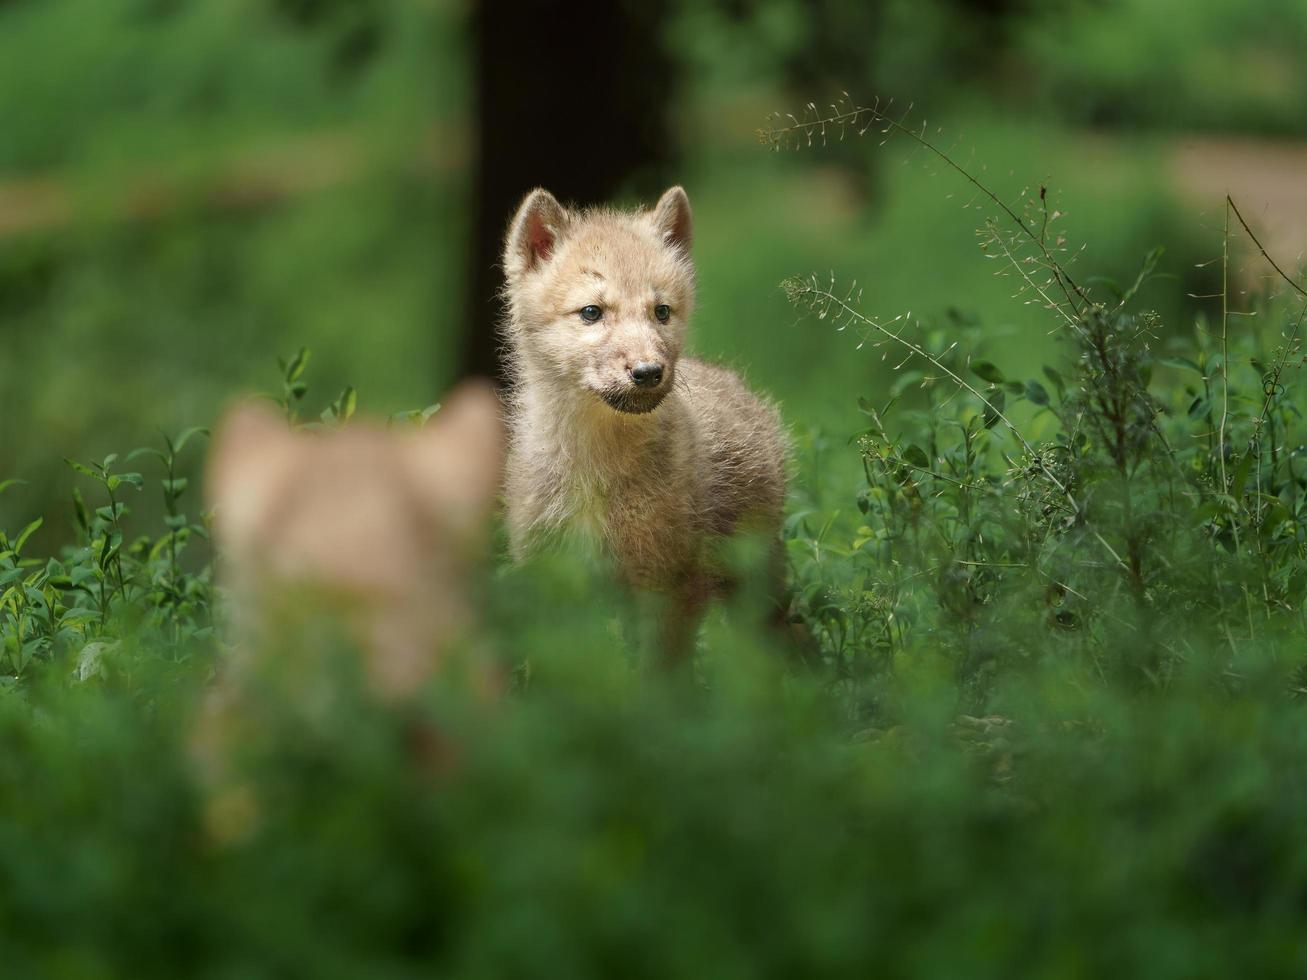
top-left (463, 0), bottom-right (675, 384)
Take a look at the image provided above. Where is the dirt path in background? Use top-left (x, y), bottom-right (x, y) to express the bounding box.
top-left (1170, 135), bottom-right (1307, 290)
top-left (0, 124), bottom-right (1303, 287)
top-left (0, 123), bottom-right (467, 239)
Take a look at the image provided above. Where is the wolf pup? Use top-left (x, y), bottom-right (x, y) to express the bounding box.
top-left (205, 381), bottom-right (503, 699)
top-left (500, 186), bottom-right (787, 657)
top-left (194, 384), bottom-right (502, 841)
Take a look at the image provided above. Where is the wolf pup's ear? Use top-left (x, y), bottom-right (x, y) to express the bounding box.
top-left (410, 380), bottom-right (504, 540)
top-left (504, 188), bottom-right (569, 280)
top-left (650, 186), bottom-right (692, 253)
top-left (206, 401), bottom-right (298, 560)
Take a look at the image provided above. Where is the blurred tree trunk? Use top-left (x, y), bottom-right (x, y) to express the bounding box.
top-left (463, 0), bottom-right (674, 384)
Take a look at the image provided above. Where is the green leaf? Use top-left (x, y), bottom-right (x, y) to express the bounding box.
top-left (945, 307), bottom-right (980, 328)
top-left (901, 444), bottom-right (930, 469)
top-left (283, 347), bottom-right (310, 383)
top-left (889, 371), bottom-right (924, 398)
top-left (971, 360), bottom-right (1006, 384)
top-left (982, 389), bottom-right (1006, 430)
top-left (13, 518), bottom-right (42, 555)
top-left (127, 446), bottom-right (169, 464)
top-left (1086, 275), bottom-right (1124, 299)
top-left (64, 458), bottom-right (99, 479)
top-left (101, 453), bottom-right (118, 471)
top-left (1259, 498), bottom-right (1291, 537)
top-left (1042, 366), bottom-right (1066, 398)
top-left (1118, 245), bottom-right (1165, 306)
top-left (1229, 450), bottom-right (1255, 500)
top-left (337, 386), bottom-right (357, 422)
top-left (1024, 380), bottom-right (1050, 406)
top-left (76, 641), bottom-right (117, 683)
top-left (321, 386), bottom-right (357, 425)
top-left (0, 479), bottom-right (26, 497)
top-left (173, 426), bottom-right (210, 454)
top-left (117, 472), bottom-right (144, 490)
top-left (72, 488), bottom-right (91, 534)
top-left (1159, 355), bottom-right (1202, 374)
top-left (70, 566), bottom-right (100, 587)
top-left (19, 637), bottom-right (42, 671)
top-left (98, 532), bottom-right (123, 570)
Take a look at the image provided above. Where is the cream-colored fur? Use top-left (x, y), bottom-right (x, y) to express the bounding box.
top-left (193, 384), bottom-right (502, 841)
top-left (205, 381), bottom-right (503, 698)
top-left (500, 186), bottom-right (787, 655)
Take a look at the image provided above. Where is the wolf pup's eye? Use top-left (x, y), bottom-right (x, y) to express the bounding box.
top-left (579, 305), bottom-right (603, 323)
top-left (654, 304), bottom-right (671, 323)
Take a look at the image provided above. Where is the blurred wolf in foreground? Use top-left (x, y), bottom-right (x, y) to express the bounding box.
top-left (500, 186), bottom-right (788, 657)
top-left (205, 382), bottom-right (503, 700)
top-left (194, 383), bottom-right (502, 840)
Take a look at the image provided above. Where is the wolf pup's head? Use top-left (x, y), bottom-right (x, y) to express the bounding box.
top-left (502, 186), bottom-right (695, 415)
top-left (206, 381), bottom-right (503, 698)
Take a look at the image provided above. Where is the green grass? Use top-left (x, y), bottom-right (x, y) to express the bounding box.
top-left (5, 1), bottom-right (1307, 972)
top-left (4, 559), bottom-right (1307, 976)
top-left (1019, 0), bottom-right (1307, 135)
top-left (6, 103), bottom-right (1307, 974)
top-left (0, 0), bottom-right (466, 554)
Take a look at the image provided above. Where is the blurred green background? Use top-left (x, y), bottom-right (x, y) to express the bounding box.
top-left (2, 0), bottom-right (1304, 543)
top-left (7, 5), bottom-right (1307, 974)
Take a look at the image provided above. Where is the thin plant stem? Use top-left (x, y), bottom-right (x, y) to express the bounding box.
top-left (1218, 199), bottom-right (1231, 497)
top-left (761, 97), bottom-right (1094, 316)
top-left (788, 277), bottom-right (1130, 574)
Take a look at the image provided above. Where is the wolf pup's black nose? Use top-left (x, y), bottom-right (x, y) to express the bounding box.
top-left (630, 362), bottom-right (664, 388)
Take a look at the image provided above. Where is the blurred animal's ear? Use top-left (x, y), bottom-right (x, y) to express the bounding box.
top-left (650, 185), bottom-right (692, 253)
top-left (206, 401), bottom-right (297, 559)
top-left (410, 380), bottom-right (504, 540)
top-left (503, 188), bottom-right (570, 281)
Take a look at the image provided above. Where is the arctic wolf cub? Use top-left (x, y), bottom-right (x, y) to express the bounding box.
top-left (500, 185), bottom-right (787, 656)
top-left (205, 381), bottom-right (503, 699)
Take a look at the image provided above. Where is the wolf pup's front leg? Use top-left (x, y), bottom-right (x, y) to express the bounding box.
top-left (499, 185), bottom-right (788, 663)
